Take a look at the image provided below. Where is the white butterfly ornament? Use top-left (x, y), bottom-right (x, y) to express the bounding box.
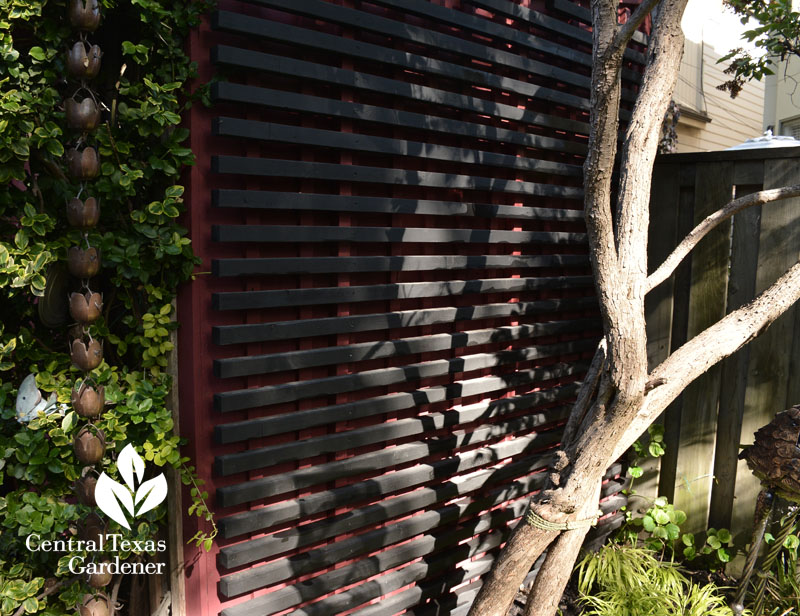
top-left (15, 374), bottom-right (64, 423)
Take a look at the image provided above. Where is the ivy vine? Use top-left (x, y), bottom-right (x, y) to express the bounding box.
top-left (0, 0), bottom-right (213, 613)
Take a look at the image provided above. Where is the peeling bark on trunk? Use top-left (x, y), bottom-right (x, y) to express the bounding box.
top-left (465, 1), bottom-right (800, 615)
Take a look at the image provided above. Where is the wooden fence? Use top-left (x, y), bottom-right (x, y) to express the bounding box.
top-left (176, 1), bottom-right (646, 615)
top-left (647, 147), bottom-right (800, 545)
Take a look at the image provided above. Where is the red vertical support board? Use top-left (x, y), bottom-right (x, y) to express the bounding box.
top-left (178, 1), bottom-right (647, 615)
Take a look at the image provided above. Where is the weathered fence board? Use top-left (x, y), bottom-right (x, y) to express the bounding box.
top-left (671, 161), bottom-right (733, 532)
top-left (648, 148), bottom-right (800, 547)
top-left (708, 186), bottom-right (760, 531)
top-left (729, 158), bottom-right (800, 540)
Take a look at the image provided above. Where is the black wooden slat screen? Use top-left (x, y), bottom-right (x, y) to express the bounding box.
top-left (180, 1), bottom-right (646, 614)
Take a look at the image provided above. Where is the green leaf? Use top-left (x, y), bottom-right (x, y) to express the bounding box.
top-left (653, 509), bottom-right (670, 525)
top-left (61, 411), bottom-right (75, 432)
top-left (629, 466), bottom-right (643, 478)
top-left (642, 515), bottom-right (655, 532)
top-left (29, 47), bottom-right (45, 61)
top-left (22, 596), bottom-right (38, 613)
top-left (784, 534), bottom-right (799, 549)
top-left (45, 138), bottom-right (64, 157)
top-left (648, 424), bottom-right (665, 442)
top-left (648, 441), bottom-right (665, 457)
top-left (14, 229), bottom-right (28, 249)
top-left (165, 185), bottom-right (184, 198)
top-left (652, 526), bottom-right (668, 540)
top-left (716, 528), bottom-right (732, 543)
top-left (665, 523), bottom-right (680, 540)
top-left (11, 139), bottom-right (29, 158)
top-left (682, 533), bottom-right (695, 546)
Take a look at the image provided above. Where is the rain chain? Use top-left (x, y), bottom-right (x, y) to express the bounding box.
top-left (62, 2), bottom-right (114, 615)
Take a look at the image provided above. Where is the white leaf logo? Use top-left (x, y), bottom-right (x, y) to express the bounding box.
top-left (95, 444), bottom-right (168, 529)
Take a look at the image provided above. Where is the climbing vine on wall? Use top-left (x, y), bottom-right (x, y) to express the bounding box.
top-left (0, 0), bottom-right (212, 613)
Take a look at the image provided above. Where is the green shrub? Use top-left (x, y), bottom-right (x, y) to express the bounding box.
top-left (577, 544), bottom-right (744, 616)
top-left (0, 0), bottom-right (214, 612)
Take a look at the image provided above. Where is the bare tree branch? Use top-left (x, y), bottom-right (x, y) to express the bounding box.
top-left (561, 338), bottom-right (607, 446)
top-left (616, 0), bottom-right (688, 269)
top-left (523, 526), bottom-right (592, 616)
top-left (646, 184), bottom-right (800, 294)
top-left (613, 260), bottom-right (800, 460)
top-left (609, 0), bottom-right (661, 54)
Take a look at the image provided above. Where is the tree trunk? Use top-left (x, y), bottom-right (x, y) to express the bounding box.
top-left (467, 0), bottom-right (800, 613)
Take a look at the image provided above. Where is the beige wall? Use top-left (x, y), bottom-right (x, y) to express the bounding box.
top-left (765, 55), bottom-right (800, 135)
top-left (672, 0), bottom-right (765, 153)
top-left (674, 42), bottom-right (764, 153)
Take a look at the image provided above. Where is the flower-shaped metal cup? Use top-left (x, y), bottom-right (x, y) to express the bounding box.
top-left (65, 97), bottom-right (101, 132)
top-left (66, 146), bottom-right (100, 180)
top-left (67, 246), bottom-right (101, 278)
top-left (78, 593), bottom-right (110, 616)
top-left (70, 337), bottom-right (103, 371)
top-left (66, 41), bottom-right (102, 80)
top-left (72, 382), bottom-right (105, 418)
top-left (87, 562), bottom-right (112, 588)
top-left (69, 0), bottom-right (101, 32)
top-left (73, 425), bottom-right (105, 465)
top-left (75, 470), bottom-right (98, 506)
top-left (66, 197), bottom-right (100, 229)
top-left (77, 512), bottom-right (107, 543)
top-left (69, 290), bottom-right (103, 324)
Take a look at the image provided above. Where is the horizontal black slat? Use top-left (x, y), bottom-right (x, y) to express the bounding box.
top-left (467, 0), bottom-right (647, 56)
top-left (219, 439), bottom-right (548, 562)
top-left (337, 482), bottom-right (627, 616)
top-left (219, 426), bottom-right (561, 537)
top-left (216, 386), bottom-right (575, 473)
top-left (366, 0), bottom-right (647, 68)
top-left (347, 569), bottom-right (482, 616)
top-left (215, 408), bottom-right (559, 478)
top-left (214, 318), bottom-right (597, 378)
top-left (212, 45), bottom-right (590, 135)
top-left (213, 275), bottom-right (594, 311)
top-left (212, 9), bottom-right (591, 99)
top-left (213, 117), bottom-right (582, 178)
top-left (282, 535), bottom-right (501, 616)
top-left (212, 82), bottom-right (588, 155)
top-left (220, 466), bottom-right (624, 616)
top-left (216, 380), bottom-right (574, 479)
top-left (385, 567), bottom-right (491, 616)
top-left (211, 9), bottom-right (626, 112)
top-left (213, 296), bottom-right (596, 345)
top-left (217, 386), bottom-right (582, 529)
top-left (212, 224), bottom-right (585, 247)
top-left (215, 364), bottom-right (584, 445)
top-left (237, 0), bottom-right (643, 86)
top-left (221, 516), bottom-right (503, 614)
top-left (219, 484), bottom-right (529, 599)
top-left (212, 190), bottom-right (586, 222)
top-left (212, 156), bottom-right (583, 199)
top-left (402, 473), bottom-right (626, 616)
top-left (213, 336), bottom-right (597, 412)
top-left (548, 0), bottom-right (648, 45)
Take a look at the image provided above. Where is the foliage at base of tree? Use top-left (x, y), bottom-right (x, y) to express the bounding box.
top-left (576, 545), bottom-right (745, 616)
